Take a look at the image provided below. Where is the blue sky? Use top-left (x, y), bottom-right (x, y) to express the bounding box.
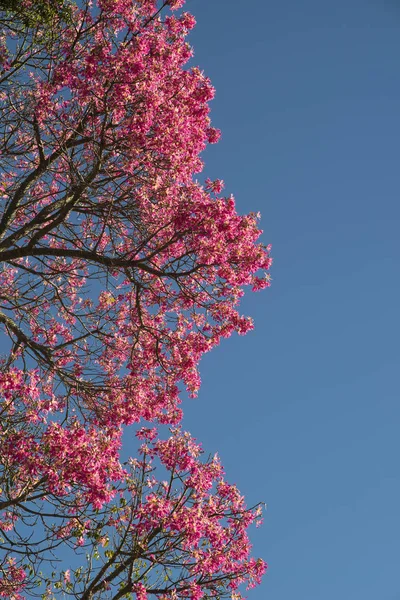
top-left (179, 1), bottom-right (400, 599)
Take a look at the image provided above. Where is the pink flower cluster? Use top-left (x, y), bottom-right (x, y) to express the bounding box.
top-left (129, 429), bottom-right (267, 596)
top-left (0, 559), bottom-right (26, 599)
top-left (1, 420), bottom-right (123, 509)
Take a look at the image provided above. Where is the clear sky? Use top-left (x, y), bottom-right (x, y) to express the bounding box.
top-left (179, 1), bottom-right (400, 599)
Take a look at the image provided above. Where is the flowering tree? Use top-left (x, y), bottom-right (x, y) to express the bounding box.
top-left (0, 0), bottom-right (271, 598)
top-left (0, 427), bottom-right (266, 599)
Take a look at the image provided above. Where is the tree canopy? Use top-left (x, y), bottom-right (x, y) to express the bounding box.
top-left (0, 1), bottom-right (271, 597)
top-left (0, 0), bottom-right (72, 27)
